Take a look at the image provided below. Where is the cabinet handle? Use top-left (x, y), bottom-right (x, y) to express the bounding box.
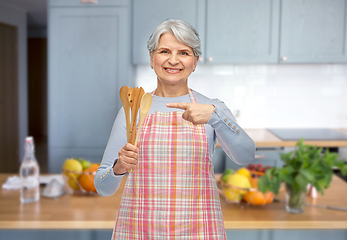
top-left (208, 57), bottom-right (213, 62)
top-left (281, 56), bottom-right (287, 62)
top-left (80, 0), bottom-right (97, 3)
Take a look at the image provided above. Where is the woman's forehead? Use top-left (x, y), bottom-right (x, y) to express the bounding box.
top-left (158, 33), bottom-right (191, 49)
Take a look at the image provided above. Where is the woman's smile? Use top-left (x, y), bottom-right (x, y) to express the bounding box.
top-left (164, 67), bottom-right (182, 73)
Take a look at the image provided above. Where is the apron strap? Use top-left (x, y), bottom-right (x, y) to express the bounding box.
top-left (151, 88), bottom-right (197, 103)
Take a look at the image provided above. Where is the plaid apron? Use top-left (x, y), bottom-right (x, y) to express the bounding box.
top-left (112, 89), bottom-right (226, 239)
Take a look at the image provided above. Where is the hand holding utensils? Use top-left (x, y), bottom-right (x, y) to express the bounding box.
top-left (119, 86), bottom-right (152, 173)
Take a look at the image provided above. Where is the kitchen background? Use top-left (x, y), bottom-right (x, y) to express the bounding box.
top-left (1, 0), bottom-right (347, 174)
top-left (1, 0), bottom-right (347, 239)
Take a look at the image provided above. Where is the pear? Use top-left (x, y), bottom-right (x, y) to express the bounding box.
top-left (222, 168), bottom-right (234, 183)
top-left (75, 158), bottom-right (91, 170)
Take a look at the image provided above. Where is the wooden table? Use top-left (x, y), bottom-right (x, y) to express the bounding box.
top-left (246, 128), bottom-right (347, 148)
top-left (1, 174), bottom-right (347, 229)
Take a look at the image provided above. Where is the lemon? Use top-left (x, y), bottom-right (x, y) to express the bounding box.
top-left (236, 167), bottom-right (251, 181)
top-left (62, 158), bottom-right (83, 178)
top-left (227, 173), bottom-right (251, 195)
top-left (224, 188), bottom-right (242, 202)
top-left (67, 177), bottom-right (80, 190)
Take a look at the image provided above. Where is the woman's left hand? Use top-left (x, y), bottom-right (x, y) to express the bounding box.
top-left (166, 103), bottom-right (215, 125)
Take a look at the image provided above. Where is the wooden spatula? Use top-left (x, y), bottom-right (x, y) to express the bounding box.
top-left (128, 87), bottom-right (136, 140)
top-left (129, 87), bottom-right (145, 144)
top-left (127, 87), bottom-right (133, 105)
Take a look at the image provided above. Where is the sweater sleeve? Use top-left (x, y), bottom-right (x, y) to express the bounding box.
top-left (207, 103), bottom-right (256, 165)
top-left (94, 108), bottom-right (127, 196)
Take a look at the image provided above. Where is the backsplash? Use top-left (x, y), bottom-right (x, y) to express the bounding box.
top-left (135, 64), bottom-right (347, 129)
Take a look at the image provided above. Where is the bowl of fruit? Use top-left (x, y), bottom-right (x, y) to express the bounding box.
top-left (217, 164), bottom-right (274, 205)
top-left (62, 158), bottom-right (100, 195)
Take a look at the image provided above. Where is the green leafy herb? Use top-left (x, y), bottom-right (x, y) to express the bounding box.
top-left (258, 138), bottom-right (347, 195)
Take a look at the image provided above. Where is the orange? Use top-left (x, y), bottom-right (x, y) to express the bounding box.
top-left (243, 190), bottom-right (274, 205)
top-left (243, 177), bottom-right (274, 205)
top-left (78, 164), bottom-right (100, 193)
top-left (250, 177), bottom-right (258, 188)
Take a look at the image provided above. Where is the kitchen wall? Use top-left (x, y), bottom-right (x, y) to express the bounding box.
top-left (136, 64), bottom-right (347, 129)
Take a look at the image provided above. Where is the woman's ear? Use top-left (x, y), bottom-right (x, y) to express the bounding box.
top-left (149, 51), bottom-right (154, 69)
top-left (193, 55), bottom-right (199, 70)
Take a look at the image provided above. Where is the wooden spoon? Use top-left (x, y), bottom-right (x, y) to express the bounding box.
top-left (134, 93), bottom-right (153, 146)
top-left (119, 86), bottom-right (131, 142)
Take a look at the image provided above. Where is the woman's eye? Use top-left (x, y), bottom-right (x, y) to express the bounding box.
top-left (160, 50), bottom-right (168, 54)
top-left (180, 52), bottom-right (188, 55)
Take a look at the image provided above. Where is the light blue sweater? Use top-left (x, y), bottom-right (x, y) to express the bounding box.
top-left (95, 90), bottom-right (256, 196)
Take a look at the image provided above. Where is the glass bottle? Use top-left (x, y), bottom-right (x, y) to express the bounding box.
top-left (20, 136), bottom-right (40, 203)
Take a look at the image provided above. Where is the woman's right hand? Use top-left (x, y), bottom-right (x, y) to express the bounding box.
top-left (113, 143), bottom-right (139, 175)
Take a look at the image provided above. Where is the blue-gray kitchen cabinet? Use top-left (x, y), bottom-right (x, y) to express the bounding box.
top-left (132, 0), bottom-right (347, 64)
top-left (280, 0), bottom-right (347, 63)
top-left (132, 0), bottom-right (280, 64)
top-left (48, 1), bottom-right (133, 172)
top-left (131, 0), bottom-right (205, 65)
top-left (49, 0), bottom-right (127, 7)
top-left (205, 0), bottom-right (280, 64)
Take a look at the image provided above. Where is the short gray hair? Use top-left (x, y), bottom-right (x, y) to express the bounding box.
top-left (147, 19), bottom-right (202, 57)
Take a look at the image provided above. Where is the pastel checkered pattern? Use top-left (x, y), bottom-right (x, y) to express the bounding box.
top-left (112, 90), bottom-right (226, 239)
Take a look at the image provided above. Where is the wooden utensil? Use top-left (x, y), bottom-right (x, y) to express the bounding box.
top-left (134, 93), bottom-right (153, 146)
top-left (127, 87), bottom-right (133, 105)
top-left (119, 86), bottom-right (145, 173)
top-left (129, 87), bottom-right (145, 144)
top-left (119, 86), bottom-right (131, 142)
top-left (127, 87), bottom-right (136, 141)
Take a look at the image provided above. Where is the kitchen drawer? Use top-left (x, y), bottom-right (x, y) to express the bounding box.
top-left (49, 0), bottom-right (128, 7)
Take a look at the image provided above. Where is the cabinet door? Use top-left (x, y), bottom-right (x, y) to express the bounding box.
top-left (49, 7), bottom-right (130, 171)
top-left (132, 0), bottom-right (205, 64)
top-left (280, 0), bottom-right (347, 63)
top-left (49, 0), bottom-right (128, 7)
top-left (205, 0), bottom-right (280, 64)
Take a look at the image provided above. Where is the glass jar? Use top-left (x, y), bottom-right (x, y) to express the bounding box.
top-left (285, 183), bottom-right (306, 214)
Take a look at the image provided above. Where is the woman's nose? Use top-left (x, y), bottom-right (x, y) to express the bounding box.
top-left (168, 54), bottom-right (179, 65)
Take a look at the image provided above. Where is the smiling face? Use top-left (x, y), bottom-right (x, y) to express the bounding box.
top-left (150, 33), bottom-right (199, 96)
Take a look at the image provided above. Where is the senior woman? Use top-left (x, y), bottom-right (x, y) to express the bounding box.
top-left (95, 19), bottom-right (256, 239)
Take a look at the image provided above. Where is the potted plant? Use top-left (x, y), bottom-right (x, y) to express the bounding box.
top-left (258, 139), bottom-right (347, 213)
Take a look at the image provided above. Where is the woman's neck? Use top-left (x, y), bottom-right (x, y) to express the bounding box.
top-left (155, 79), bottom-right (189, 97)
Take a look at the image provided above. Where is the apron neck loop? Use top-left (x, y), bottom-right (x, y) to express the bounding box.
top-left (151, 88), bottom-right (196, 103)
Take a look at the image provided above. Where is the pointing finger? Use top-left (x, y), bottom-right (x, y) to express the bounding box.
top-left (166, 102), bottom-right (189, 110)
